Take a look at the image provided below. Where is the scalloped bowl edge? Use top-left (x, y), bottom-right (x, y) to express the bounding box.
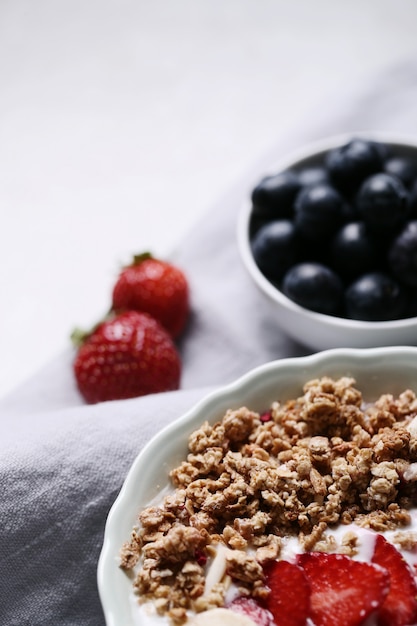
top-left (98, 346), bottom-right (417, 626)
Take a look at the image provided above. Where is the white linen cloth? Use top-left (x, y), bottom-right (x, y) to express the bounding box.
top-left (1, 59), bottom-right (417, 625)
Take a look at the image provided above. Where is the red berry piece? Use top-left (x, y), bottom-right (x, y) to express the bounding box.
top-left (112, 253), bottom-right (190, 338)
top-left (263, 560), bottom-right (310, 626)
top-left (297, 552), bottom-right (390, 626)
top-left (260, 411), bottom-right (272, 422)
top-left (371, 534), bottom-right (417, 626)
top-left (73, 311), bottom-right (181, 403)
top-left (228, 597), bottom-right (274, 626)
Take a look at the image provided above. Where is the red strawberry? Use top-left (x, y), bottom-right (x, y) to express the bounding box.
top-left (73, 310), bottom-right (181, 403)
top-left (296, 552), bottom-right (390, 626)
top-left (228, 597), bottom-right (275, 626)
top-left (263, 559), bottom-right (310, 626)
top-left (112, 253), bottom-right (190, 338)
top-left (371, 533), bottom-right (417, 626)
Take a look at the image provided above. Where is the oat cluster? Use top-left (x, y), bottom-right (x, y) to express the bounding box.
top-left (120, 376), bottom-right (417, 624)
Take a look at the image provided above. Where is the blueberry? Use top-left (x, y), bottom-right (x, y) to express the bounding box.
top-left (404, 287), bottom-right (417, 317)
top-left (384, 156), bottom-right (417, 189)
top-left (330, 221), bottom-right (378, 280)
top-left (345, 272), bottom-right (407, 321)
top-left (251, 220), bottom-right (299, 282)
top-left (405, 287), bottom-right (417, 317)
top-left (356, 173), bottom-right (409, 234)
top-left (282, 262), bottom-right (343, 315)
top-left (297, 166), bottom-right (329, 187)
top-left (388, 220), bottom-right (417, 286)
top-left (251, 171), bottom-right (301, 219)
top-left (408, 180), bottom-right (417, 219)
top-left (325, 139), bottom-right (383, 195)
top-left (372, 141), bottom-right (391, 162)
top-left (294, 183), bottom-right (346, 240)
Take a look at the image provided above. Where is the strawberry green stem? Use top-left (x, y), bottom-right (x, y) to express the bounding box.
top-left (132, 251), bottom-right (152, 266)
top-left (70, 308), bottom-right (114, 347)
top-left (70, 327), bottom-right (92, 347)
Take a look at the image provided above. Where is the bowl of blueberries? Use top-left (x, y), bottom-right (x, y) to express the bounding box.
top-left (237, 132), bottom-right (417, 350)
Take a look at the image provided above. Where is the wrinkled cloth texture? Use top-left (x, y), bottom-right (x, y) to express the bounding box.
top-left (2, 60), bottom-right (417, 626)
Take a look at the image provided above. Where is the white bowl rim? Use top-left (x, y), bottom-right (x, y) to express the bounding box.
top-left (237, 130), bottom-right (417, 331)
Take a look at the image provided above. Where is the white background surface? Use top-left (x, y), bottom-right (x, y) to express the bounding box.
top-left (1, 0), bottom-right (417, 400)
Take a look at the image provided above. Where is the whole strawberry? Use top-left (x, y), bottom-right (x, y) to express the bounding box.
top-left (112, 253), bottom-right (190, 338)
top-left (73, 310), bottom-right (181, 403)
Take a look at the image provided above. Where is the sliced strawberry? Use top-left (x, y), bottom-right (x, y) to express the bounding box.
top-left (297, 552), bottom-right (390, 626)
top-left (263, 560), bottom-right (310, 626)
top-left (228, 597), bottom-right (275, 626)
top-left (371, 533), bottom-right (417, 626)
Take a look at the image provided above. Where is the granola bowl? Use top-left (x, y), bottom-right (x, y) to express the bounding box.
top-left (237, 132), bottom-right (417, 350)
top-left (98, 346), bottom-right (417, 626)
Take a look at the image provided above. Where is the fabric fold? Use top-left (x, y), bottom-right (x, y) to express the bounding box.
top-left (2, 56), bottom-right (417, 626)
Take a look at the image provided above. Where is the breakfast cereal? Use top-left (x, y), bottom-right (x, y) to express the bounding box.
top-left (120, 376), bottom-right (417, 625)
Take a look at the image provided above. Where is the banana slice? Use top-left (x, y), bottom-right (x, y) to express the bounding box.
top-left (203, 544), bottom-right (231, 597)
top-left (187, 607), bottom-right (257, 626)
top-left (407, 415), bottom-right (417, 438)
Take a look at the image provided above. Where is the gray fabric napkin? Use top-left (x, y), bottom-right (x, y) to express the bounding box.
top-left (2, 58), bottom-right (417, 626)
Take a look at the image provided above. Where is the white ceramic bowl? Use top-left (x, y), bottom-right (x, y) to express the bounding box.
top-left (98, 346), bottom-right (417, 626)
top-left (237, 132), bottom-right (417, 351)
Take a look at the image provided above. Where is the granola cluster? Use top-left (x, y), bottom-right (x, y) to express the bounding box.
top-left (120, 376), bottom-right (417, 624)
